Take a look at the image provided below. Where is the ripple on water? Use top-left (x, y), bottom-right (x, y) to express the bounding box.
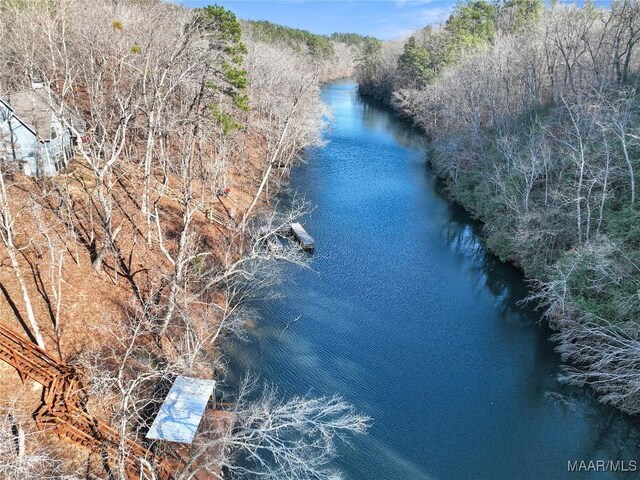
top-left (225, 80), bottom-right (640, 480)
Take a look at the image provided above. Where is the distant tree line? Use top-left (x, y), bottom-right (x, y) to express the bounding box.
top-left (245, 19), bottom-right (372, 59)
top-left (358, 0), bottom-right (543, 97)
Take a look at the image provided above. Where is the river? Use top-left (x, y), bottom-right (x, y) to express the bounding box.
top-left (225, 80), bottom-right (640, 480)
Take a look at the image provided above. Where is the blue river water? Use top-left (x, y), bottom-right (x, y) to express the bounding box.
top-left (225, 80), bottom-right (640, 480)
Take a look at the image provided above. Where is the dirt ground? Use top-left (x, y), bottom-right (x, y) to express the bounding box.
top-left (0, 130), bottom-right (271, 475)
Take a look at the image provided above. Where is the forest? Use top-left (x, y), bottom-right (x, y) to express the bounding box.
top-left (356, 0), bottom-right (640, 416)
top-left (3, 0), bottom-right (640, 477)
top-left (0, 1), bottom-right (368, 478)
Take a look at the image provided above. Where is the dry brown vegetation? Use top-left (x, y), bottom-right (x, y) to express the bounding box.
top-left (0, 0), bottom-right (367, 478)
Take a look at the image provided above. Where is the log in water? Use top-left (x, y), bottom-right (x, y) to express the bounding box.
top-left (226, 80), bottom-right (639, 480)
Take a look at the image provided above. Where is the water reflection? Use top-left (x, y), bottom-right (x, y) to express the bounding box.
top-left (363, 108), bottom-right (424, 151)
top-left (440, 209), bottom-right (527, 314)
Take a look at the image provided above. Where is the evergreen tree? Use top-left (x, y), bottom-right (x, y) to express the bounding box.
top-left (445, 0), bottom-right (497, 49)
top-left (197, 5), bottom-right (249, 133)
top-left (356, 37), bottom-right (383, 82)
top-left (398, 36), bottom-right (435, 88)
top-left (499, 0), bottom-right (543, 32)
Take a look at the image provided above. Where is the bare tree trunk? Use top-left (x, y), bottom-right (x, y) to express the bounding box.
top-left (619, 123), bottom-right (635, 204)
top-left (597, 134), bottom-right (611, 235)
top-left (0, 171), bottom-right (45, 349)
top-left (158, 207), bottom-right (194, 338)
top-left (564, 98), bottom-right (586, 244)
top-left (8, 413), bottom-right (25, 458)
top-left (241, 102), bottom-right (299, 230)
top-left (142, 110), bottom-right (156, 245)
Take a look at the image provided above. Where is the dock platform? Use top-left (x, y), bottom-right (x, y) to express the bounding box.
top-left (290, 222), bottom-right (315, 251)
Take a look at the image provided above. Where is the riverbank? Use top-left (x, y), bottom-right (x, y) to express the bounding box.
top-left (0, 2), bottom-right (364, 476)
top-left (354, 2), bottom-right (640, 417)
top-left (358, 79), bottom-right (640, 416)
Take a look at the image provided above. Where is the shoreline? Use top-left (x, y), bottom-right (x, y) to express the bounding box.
top-left (354, 83), bottom-right (640, 420)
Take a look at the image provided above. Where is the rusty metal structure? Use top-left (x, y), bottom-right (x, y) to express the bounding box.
top-left (0, 321), bottom-right (175, 479)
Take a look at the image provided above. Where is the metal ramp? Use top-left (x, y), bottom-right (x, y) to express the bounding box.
top-left (0, 322), bottom-right (174, 479)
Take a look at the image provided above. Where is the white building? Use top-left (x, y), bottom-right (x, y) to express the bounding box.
top-left (0, 84), bottom-right (85, 177)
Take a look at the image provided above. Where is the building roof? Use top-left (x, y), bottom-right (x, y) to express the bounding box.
top-left (2, 87), bottom-right (86, 141)
top-left (146, 376), bottom-right (216, 445)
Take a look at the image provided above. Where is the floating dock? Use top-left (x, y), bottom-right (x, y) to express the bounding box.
top-left (290, 222), bottom-right (315, 251)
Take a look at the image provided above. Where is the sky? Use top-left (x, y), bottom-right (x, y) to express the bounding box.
top-left (180, 0), bottom-right (457, 40)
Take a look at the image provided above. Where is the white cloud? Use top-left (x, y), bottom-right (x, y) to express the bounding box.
top-left (395, 0), bottom-right (436, 7)
top-left (376, 4), bottom-right (452, 38)
top-left (417, 5), bottom-right (452, 25)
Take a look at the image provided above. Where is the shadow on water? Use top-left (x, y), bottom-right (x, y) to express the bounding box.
top-left (360, 102), bottom-right (423, 150)
top-left (223, 79), bottom-right (640, 480)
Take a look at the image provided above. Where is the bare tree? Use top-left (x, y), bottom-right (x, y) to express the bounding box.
top-left (553, 320), bottom-right (640, 415)
top-left (0, 167), bottom-right (45, 349)
top-left (183, 375), bottom-right (370, 480)
top-left (0, 404), bottom-right (81, 480)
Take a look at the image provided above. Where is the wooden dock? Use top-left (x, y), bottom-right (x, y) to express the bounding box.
top-left (290, 222), bottom-right (315, 251)
top-left (0, 322), bottom-right (229, 479)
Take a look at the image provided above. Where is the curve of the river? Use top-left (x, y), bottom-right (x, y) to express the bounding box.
top-left (225, 80), bottom-right (639, 480)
